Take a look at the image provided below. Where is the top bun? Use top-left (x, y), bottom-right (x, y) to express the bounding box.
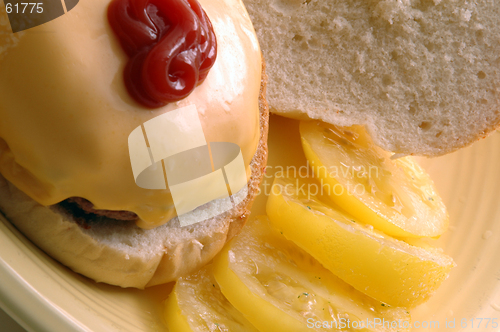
top-left (244, 0), bottom-right (500, 156)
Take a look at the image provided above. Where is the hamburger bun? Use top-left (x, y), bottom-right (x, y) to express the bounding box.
top-left (244, 0), bottom-right (500, 156)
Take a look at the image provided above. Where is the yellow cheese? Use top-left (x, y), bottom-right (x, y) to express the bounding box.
top-left (0, 0), bottom-right (261, 228)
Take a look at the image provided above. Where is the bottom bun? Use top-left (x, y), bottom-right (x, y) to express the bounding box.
top-left (0, 64), bottom-right (269, 289)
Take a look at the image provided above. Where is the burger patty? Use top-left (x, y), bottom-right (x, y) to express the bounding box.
top-left (65, 197), bottom-right (139, 221)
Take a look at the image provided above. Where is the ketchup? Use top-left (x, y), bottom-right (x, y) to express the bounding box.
top-left (108, 0), bottom-right (217, 108)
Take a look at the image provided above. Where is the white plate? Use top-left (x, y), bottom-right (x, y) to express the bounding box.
top-left (1, 115), bottom-right (500, 331)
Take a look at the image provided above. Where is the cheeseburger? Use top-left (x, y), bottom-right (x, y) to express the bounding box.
top-left (0, 0), bottom-right (268, 288)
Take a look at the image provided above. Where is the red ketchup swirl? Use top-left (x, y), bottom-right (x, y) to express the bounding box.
top-left (108, 0), bottom-right (217, 108)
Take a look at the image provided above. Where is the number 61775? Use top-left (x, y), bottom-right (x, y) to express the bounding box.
top-left (6, 2), bottom-right (43, 14)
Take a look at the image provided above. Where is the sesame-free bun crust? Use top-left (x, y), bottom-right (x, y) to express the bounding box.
top-left (244, 0), bottom-right (500, 157)
top-left (0, 64), bottom-right (268, 289)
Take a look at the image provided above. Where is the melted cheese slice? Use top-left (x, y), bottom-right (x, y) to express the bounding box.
top-left (0, 0), bottom-right (261, 228)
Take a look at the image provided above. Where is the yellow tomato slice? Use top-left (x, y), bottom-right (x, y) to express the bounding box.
top-left (164, 264), bottom-right (258, 332)
top-left (266, 175), bottom-right (455, 308)
top-left (213, 216), bottom-right (411, 331)
top-left (300, 120), bottom-right (448, 238)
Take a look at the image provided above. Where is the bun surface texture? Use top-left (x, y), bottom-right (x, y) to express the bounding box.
top-left (244, 0), bottom-right (500, 156)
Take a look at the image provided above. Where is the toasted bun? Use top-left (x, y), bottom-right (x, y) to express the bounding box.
top-left (244, 0), bottom-right (500, 156)
top-left (0, 63), bottom-right (268, 289)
